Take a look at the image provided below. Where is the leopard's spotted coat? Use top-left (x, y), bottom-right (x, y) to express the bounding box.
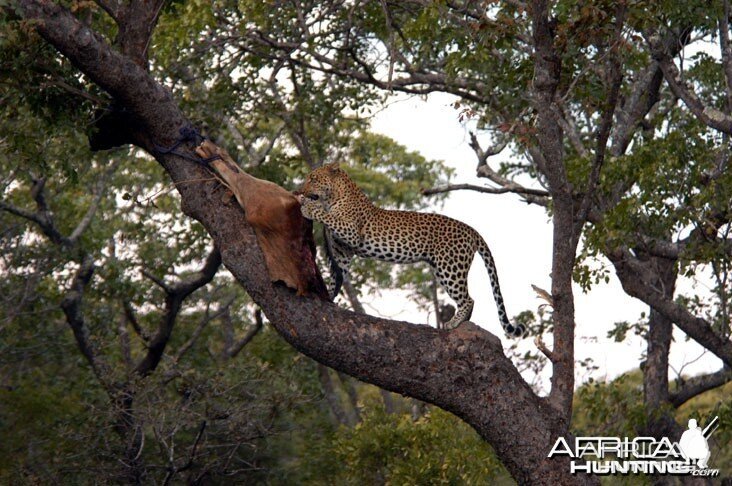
top-left (298, 163), bottom-right (525, 338)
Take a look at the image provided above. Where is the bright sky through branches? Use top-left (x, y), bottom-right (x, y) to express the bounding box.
top-left (369, 91), bottom-right (721, 389)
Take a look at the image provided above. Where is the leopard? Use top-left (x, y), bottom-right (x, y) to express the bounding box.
top-left (297, 162), bottom-right (525, 338)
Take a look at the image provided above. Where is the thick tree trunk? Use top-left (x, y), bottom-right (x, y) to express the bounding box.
top-left (530, 0), bottom-right (578, 425)
top-left (640, 257), bottom-right (716, 486)
top-left (17, 1), bottom-right (596, 483)
top-left (643, 257), bottom-right (676, 410)
top-left (641, 255), bottom-right (682, 441)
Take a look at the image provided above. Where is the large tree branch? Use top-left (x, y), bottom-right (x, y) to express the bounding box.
top-left (649, 29), bottom-right (732, 135)
top-left (114, 0), bottom-right (167, 67)
top-left (20, 0), bottom-right (191, 147)
top-left (608, 247), bottom-right (732, 367)
top-left (17, 2), bottom-right (595, 482)
top-left (670, 366), bottom-right (732, 407)
top-left (342, 277), bottom-right (395, 413)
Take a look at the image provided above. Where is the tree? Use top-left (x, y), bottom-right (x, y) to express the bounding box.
top-left (1, 2), bottom-right (453, 482)
top-left (222, 0), bottom-right (732, 454)
top-left (4, 0), bottom-right (731, 484)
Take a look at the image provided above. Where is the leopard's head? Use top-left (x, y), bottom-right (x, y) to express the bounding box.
top-left (297, 162), bottom-right (345, 219)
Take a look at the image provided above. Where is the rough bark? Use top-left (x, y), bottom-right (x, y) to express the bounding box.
top-left (17, 1), bottom-right (596, 483)
top-left (529, 0), bottom-right (577, 425)
top-left (343, 277), bottom-right (396, 413)
top-left (640, 255), bottom-right (677, 437)
top-left (608, 248), bottom-right (732, 367)
top-left (114, 0), bottom-right (165, 67)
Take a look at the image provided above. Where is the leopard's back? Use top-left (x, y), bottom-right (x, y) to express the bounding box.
top-left (358, 209), bottom-right (480, 266)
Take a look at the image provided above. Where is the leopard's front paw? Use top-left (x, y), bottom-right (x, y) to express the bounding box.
top-left (299, 201), bottom-right (315, 220)
top-left (295, 193), bottom-right (314, 219)
top-left (444, 317), bottom-right (463, 330)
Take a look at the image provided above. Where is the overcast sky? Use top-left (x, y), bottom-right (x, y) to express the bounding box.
top-left (360, 91), bottom-right (721, 390)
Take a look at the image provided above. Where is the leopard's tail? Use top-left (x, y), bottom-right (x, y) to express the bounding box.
top-left (476, 236), bottom-right (525, 338)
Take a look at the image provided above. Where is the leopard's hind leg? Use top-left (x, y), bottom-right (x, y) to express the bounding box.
top-left (432, 251), bottom-right (474, 329)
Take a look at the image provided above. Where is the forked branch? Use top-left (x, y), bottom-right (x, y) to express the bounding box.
top-left (136, 247), bottom-right (222, 375)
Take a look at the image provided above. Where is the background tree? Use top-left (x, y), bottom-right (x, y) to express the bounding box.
top-left (1, 0), bottom-right (731, 483)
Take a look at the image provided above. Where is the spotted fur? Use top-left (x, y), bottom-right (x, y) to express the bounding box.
top-left (298, 163), bottom-right (525, 338)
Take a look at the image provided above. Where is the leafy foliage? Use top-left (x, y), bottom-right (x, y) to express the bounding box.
top-left (297, 405), bottom-right (508, 485)
top-left (3, 0), bottom-right (732, 482)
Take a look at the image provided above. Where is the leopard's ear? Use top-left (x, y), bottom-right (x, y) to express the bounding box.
top-left (325, 162), bottom-right (340, 172)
